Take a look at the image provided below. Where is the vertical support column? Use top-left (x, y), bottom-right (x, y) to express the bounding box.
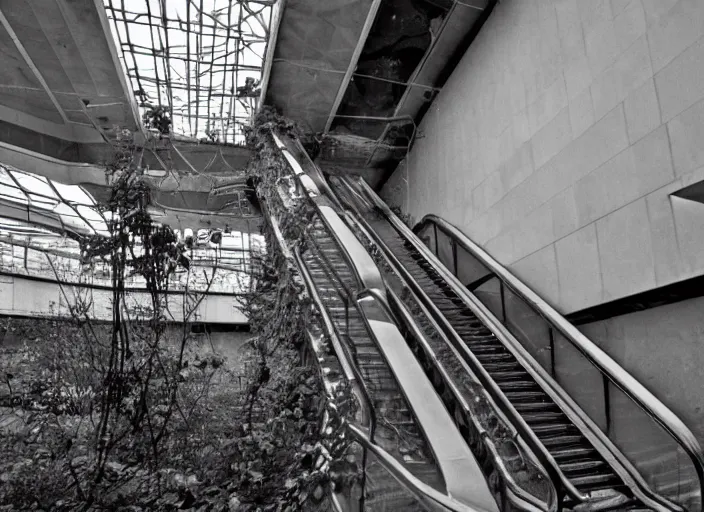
top-left (452, 239), bottom-right (458, 276)
top-left (548, 328), bottom-right (556, 378)
top-left (433, 223), bottom-right (438, 256)
top-left (603, 375), bottom-right (612, 436)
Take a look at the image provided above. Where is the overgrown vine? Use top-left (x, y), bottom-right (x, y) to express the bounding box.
top-left (235, 106), bottom-right (362, 509)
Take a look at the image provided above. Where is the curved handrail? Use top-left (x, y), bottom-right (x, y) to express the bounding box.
top-left (336, 194), bottom-right (576, 504)
top-left (294, 249), bottom-right (489, 512)
top-left (336, 176), bottom-right (695, 511)
top-left (417, 214), bottom-right (704, 505)
top-left (357, 279), bottom-right (557, 512)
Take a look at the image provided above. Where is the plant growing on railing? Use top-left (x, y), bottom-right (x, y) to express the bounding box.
top-left (390, 205), bottom-right (413, 229)
top-left (231, 224), bottom-right (362, 509)
top-left (226, 112), bottom-right (363, 509)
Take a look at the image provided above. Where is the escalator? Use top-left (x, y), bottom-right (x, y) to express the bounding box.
top-left (329, 174), bottom-right (704, 512)
top-left (274, 133), bottom-right (561, 512)
top-left (303, 215), bottom-right (443, 509)
top-left (267, 131), bottom-right (501, 511)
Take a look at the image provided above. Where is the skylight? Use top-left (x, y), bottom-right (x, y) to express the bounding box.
top-left (104, 0), bottom-right (273, 145)
top-left (0, 164), bottom-right (107, 238)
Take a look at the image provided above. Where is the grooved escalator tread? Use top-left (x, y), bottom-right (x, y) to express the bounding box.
top-left (301, 222), bottom-right (445, 501)
top-left (337, 198), bottom-right (631, 498)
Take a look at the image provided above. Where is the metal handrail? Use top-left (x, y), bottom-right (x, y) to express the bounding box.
top-left (335, 190), bottom-right (575, 505)
top-left (338, 175), bottom-right (699, 511)
top-left (293, 245), bottom-right (377, 512)
top-left (264, 198), bottom-right (373, 510)
top-left (294, 247), bottom-right (369, 414)
top-left (416, 214), bottom-right (704, 506)
top-left (270, 131), bottom-right (383, 293)
top-left (293, 247), bottom-right (488, 512)
top-left (353, 247), bottom-right (556, 512)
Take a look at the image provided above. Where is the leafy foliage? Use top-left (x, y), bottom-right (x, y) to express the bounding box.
top-left (0, 110), bottom-right (357, 512)
top-left (143, 106), bottom-right (173, 136)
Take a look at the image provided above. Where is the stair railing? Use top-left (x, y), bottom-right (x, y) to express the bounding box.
top-left (294, 244), bottom-right (492, 512)
top-left (414, 212), bottom-right (704, 512)
top-left (344, 175), bottom-right (704, 512)
top-left (270, 132), bottom-right (493, 511)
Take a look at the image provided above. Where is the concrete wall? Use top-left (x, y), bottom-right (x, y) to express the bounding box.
top-left (382, 0), bottom-right (704, 314)
top-left (0, 275), bottom-right (248, 324)
top-left (579, 296), bottom-right (704, 445)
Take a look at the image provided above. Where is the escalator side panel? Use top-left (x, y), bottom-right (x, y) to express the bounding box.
top-left (329, 176), bottom-right (686, 511)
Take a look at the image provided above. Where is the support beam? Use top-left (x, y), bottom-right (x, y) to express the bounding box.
top-left (322, 0), bottom-right (382, 135)
top-left (258, 0), bottom-right (286, 110)
top-left (90, 0), bottom-right (145, 136)
top-left (0, 8), bottom-right (70, 125)
top-left (373, 0), bottom-right (486, 152)
top-left (0, 103), bottom-right (105, 144)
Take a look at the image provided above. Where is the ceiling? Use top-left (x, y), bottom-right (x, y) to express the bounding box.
top-left (0, 0), bottom-right (140, 143)
top-left (263, 0), bottom-right (494, 174)
top-left (104, 0), bottom-right (274, 145)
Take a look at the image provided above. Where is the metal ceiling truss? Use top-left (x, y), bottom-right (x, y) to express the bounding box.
top-left (104, 0), bottom-right (274, 145)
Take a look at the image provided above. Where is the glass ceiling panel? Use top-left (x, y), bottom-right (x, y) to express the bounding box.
top-left (0, 219), bottom-right (60, 237)
top-left (60, 213), bottom-right (93, 234)
top-left (11, 171), bottom-right (55, 195)
top-left (28, 193), bottom-right (60, 210)
top-left (52, 181), bottom-right (95, 206)
top-left (0, 184), bottom-right (26, 205)
top-left (0, 164), bottom-right (108, 237)
top-left (104, 0), bottom-right (274, 145)
top-left (53, 203), bottom-right (82, 222)
top-left (76, 205), bottom-right (108, 233)
top-left (0, 167), bottom-right (18, 187)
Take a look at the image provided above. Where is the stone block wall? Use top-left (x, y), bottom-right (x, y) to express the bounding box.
top-left (382, 0), bottom-right (704, 314)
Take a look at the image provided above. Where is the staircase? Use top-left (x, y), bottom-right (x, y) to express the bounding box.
top-left (328, 175), bottom-right (701, 511)
top-left (302, 215), bottom-right (445, 509)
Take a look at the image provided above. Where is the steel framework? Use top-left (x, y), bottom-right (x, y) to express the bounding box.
top-left (104, 0), bottom-right (274, 145)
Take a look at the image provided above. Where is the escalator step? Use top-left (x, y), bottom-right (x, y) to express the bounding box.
top-left (570, 473), bottom-right (623, 492)
top-left (551, 446), bottom-right (598, 462)
top-left (475, 352), bottom-right (515, 362)
top-left (513, 402), bottom-right (561, 413)
top-left (357, 358), bottom-right (389, 367)
top-left (503, 390), bottom-right (549, 401)
top-left (467, 344), bottom-right (507, 355)
top-left (458, 333), bottom-right (497, 342)
top-left (522, 410), bottom-right (565, 423)
top-left (540, 434), bottom-right (585, 448)
top-left (482, 362), bottom-right (524, 372)
top-left (530, 423), bottom-right (577, 437)
top-left (490, 370), bottom-right (528, 381)
top-left (560, 460), bottom-right (608, 475)
top-left (497, 380), bottom-right (540, 391)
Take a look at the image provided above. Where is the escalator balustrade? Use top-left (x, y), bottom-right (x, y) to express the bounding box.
top-left (330, 175), bottom-right (703, 512)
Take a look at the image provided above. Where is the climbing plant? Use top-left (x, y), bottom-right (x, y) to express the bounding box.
top-left (235, 108), bottom-right (363, 509)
